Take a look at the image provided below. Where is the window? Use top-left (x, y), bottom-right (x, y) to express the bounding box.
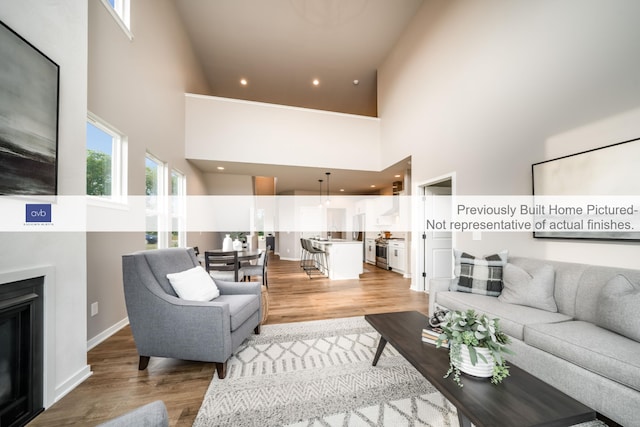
top-left (145, 153), bottom-right (167, 249)
top-left (86, 113), bottom-right (127, 203)
top-left (100, 0), bottom-right (132, 40)
top-left (143, 156), bottom-right (185, 249)
top-left (170, 170), bottom-right (186, 248)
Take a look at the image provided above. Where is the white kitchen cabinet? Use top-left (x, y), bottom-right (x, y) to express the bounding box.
top-left (388, 240), bottom-right (405, 274)
top-left (365, 238), bottom-right (376, 265)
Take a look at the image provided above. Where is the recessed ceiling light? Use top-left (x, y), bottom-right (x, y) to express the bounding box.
top-left (340, 188), bottom-right (345, 192)
top-left (312, 79), bottom-right (320, 86)
top-left (217, 166), bottom-right (225, 170)
top-left (394, 174), bottom-right (401, 178)
top-left (353, 79), bottom-right (359, 85)
top-left (370, 184), bottom-right (376, 188)
top-left (240, 78), bottom-right (247, 86)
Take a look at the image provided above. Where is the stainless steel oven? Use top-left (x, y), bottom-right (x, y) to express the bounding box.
top-left (375, 241), bottom-right (388, 269)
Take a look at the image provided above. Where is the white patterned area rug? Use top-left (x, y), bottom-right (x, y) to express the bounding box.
top-left (193, 317), bottom-right (607, 427)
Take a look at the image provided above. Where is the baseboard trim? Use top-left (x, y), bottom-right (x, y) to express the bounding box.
top-left (54, 365), bottom-right (92, 405)
top-left (87, 317), bottom-right (129, 351)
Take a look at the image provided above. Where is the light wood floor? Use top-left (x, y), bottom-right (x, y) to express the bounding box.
top-left (28, 254), bottom-right (429, 427)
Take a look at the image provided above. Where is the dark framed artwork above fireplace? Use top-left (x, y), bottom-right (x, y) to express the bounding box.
top-left (0, 19), bottom-right (59, 195)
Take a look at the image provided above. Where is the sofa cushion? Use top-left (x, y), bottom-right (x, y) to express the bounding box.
top-left (436, 291), bottom-right (571, 340)
top-left (574, 265), bottom-right (640, 324)
top-left (509, 257), bottom-right (589, 318)
top-left (499, 263), bottom-right (557, 312)
top-left (215, 294), bottom-right (260, 332)
top-left (524, 321), bottom-right (640, 392)
top-left (166, 266), bottom-right (220, 301)
top-left (450, 250), bottom-right (508, 296)
top-left (596, 275), bottom-right (640, 342)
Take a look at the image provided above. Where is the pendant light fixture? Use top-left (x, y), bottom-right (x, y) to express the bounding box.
top-left (325, 172), bottom-right (331, 206)
top-left (318, 179), bottom-right (323, 207)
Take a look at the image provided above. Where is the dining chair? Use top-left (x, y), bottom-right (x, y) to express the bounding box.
top-left (204, 251), bottom-right (245, 282)
top-left (192, 246), bottom-right (201, 265)
top-left (243, 246), bottom-right (269, 288)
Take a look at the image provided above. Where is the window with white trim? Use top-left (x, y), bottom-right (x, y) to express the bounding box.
top-left (100, 0), bottom-right (132, 39)
top-left (170, 170), bottom-right (186, 248)
top-left (86, 113), bottom-right (127, 203)
top-left (145, 153), bottom-right (167, 249)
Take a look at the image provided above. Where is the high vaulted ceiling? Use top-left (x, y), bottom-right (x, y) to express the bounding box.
top-left (173, 0), bottom-right (424, 194)
top-left (174, 0), bottom-right (424, 117)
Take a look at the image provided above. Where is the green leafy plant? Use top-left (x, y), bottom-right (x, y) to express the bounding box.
top-left (436, 309), bottom-right (513, 387)
top-left (86, 149), bottom-right (112, 196)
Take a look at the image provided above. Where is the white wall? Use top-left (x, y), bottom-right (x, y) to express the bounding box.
top-left (378, 0), bottom-right (640, 270)
top-left (185, 94), bottom-right (382, 171)
top-left (0, 1), bottom-right (90, 404)
top-left (86, 0), bottom-right (214, 343)
top-left (539, 108), bottom-right (640, 268)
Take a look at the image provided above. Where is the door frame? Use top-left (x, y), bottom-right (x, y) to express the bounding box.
top-left (412, 172), bottom-right (456, 292)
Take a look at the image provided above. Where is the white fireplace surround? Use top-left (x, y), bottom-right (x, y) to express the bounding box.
top-left (0, 265), bottom-right (56, 408)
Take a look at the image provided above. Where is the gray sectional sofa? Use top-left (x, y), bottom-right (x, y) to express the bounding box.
top-left (429, 256), bottom-right (640, 426)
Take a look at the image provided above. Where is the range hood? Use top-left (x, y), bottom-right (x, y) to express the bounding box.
top-left (381, 196), bottom-right (399, 216)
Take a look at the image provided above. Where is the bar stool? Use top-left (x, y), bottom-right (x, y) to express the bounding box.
top-left (303, 239), bottom-right (328, 278)
top-left (300, 238), bottom-right (310, 270)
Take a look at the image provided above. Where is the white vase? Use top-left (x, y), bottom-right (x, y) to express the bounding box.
top-left (451, 344), bottom-right (494, 378)
top-left (222, 234), bottom-right (233, 251)
top-left (233, 239), bottom-right (242, 251)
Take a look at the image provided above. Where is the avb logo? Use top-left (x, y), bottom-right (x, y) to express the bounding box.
top-left (26, 204), bottom-right (52, 223)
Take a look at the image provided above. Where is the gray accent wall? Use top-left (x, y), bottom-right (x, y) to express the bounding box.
top-left (86, 0), bottom-right (214, 344)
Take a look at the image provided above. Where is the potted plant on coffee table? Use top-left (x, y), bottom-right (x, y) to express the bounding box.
top-left (436, 309), bottom-right (513, 387)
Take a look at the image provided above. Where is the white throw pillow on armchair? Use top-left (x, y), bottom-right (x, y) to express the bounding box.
top-left (166, 266), bottom-right (220, 301)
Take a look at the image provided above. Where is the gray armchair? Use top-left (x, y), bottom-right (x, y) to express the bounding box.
top-left (122, 248), bottom-right (262, 379)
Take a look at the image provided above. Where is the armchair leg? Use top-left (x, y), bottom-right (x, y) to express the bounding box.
top-left (215, 362), bottom-right (227, 379)
top-left (138, 355), bottom-right (150, 370)
top-left (254, 325), bottom-right (261, 334)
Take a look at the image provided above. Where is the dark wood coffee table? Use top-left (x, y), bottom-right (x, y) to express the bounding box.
top-left (365, 311), bottom-right (596, 427)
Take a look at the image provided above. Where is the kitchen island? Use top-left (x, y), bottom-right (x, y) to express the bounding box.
top-left (309, 239), bottom-right (363, 280)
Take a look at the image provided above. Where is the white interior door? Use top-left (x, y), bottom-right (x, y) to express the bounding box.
top-left (422, 184), bottom-right (453, 291)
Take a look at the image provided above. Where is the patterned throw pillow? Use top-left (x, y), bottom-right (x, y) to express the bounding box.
top-left (450, 250), bottom-right (508, 296)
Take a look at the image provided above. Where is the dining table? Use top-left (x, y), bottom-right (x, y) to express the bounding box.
top-left (199, 249), bottom-right (261, 264)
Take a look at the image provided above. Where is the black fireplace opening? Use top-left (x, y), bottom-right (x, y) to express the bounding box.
top-left (0, 276), bottom-right (44, 427)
